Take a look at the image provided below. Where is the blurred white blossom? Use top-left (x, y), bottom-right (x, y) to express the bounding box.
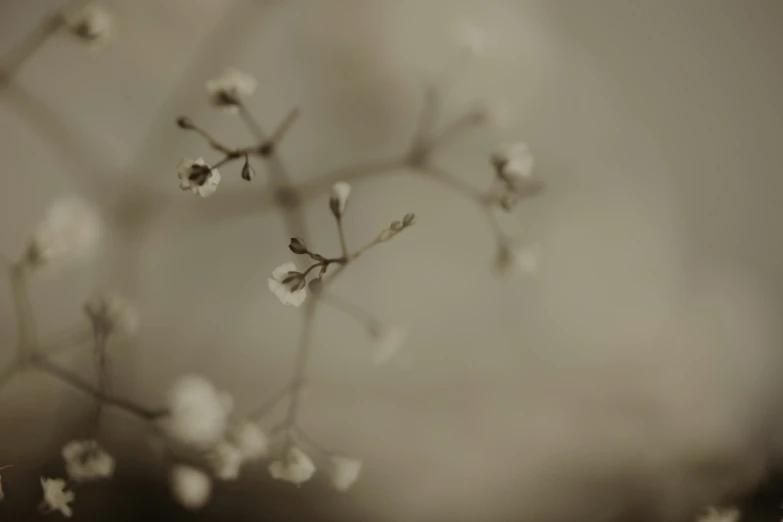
top-left (268, 446), bottom-right (315, 485)
top-left (177, 158), bottom-right (221, 198)
top-left (696, 507), bottom-right (741, 522)
top-left (371, 325), bottom-right (407, 364)
top-left (83, 292), bottom-right (139, 336)
top-left (24, 197), bottom-right (103, 270)
top-left (492, 142), bottom-right (535, 182)
top-left (268, 262), bottom-right (307, 307)
top-left (325, 455), bottom-right (362, 492)
top-left (162, 375), bottom-right (233, 449)
top-left (207, 441), bottom-right (243, 481)
top-left (62, 440), bottom-right (115, 482)
top-left (205, 68), bottom-right (257, 112)
top-left (494, 244), bottom-right (539, 277)
top-left (65, 4), bottom-right (115, 48)
top-left (40, 477), bottom-right (74, 518)
top-left (330, 182), bottom-right (351, 217)
top-left (170, 465), bottom-right (211, 511)
top-left (229, 421), bottom-right (268, 461)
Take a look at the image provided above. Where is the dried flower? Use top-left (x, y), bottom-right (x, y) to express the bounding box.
top-left (696, 507), bottom-right (741, 522)
top-left (268, 446), bottom-right (315, 485)
top-left (39, 477), bottom-right (75, 518)
top-left (494, 244), bottom-right (539, 277)
top-left (205, 68), bottom-right (257, 112)
top-left (83, 292), bottom-right (139, 336)
top-left (65, 4), bottom-right (115, 49)
top-left (62, 440), bottom-right (115, 482)
top-left (329, 182), bottom-right (351, 218)
top-left (170, 465), bottom-right (211, 511)
top-left (24, 197), bottom-right (103, 270)
top-left (207, 441), bottom-right (243, 481)
top-left (177, 158), bottom-right (221, 198)
top-left (491, 142), bottom-right (535, 182)
top-left (268, 262), bottom-right (307, 307)
top-left (162, 375), bottom-right (233, 449)
top-left (325, 455), bottom-right (362, 492)
top-left (371, 325), bottom-right (407, 364)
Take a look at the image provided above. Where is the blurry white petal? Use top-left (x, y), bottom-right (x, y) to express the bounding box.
top-left (171, 465), bottom-right (211, 511)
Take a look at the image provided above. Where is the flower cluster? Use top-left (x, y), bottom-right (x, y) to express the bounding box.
top-left (490, 141), bottom-right (544, 211)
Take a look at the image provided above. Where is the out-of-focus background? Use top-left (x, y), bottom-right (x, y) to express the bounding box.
top-left (1, 0), bottom-right (783, 520)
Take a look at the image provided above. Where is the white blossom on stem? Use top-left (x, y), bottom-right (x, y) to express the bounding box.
top-left (206, 441), bottom-right (243, 481)
top-left (268, 262), bottom-right (307, 307)
top-left (170, 465), bottom-right (212, 511)
top-left (229, 421), bottom-right (269, 461)
top-left (330, 182), bottom-right (351, 218)
top-left (62, 440), bottom-right (115, 482)
top-left (83, 292), bottom-right (139, 336)
top-left (177, 158), bottom-right (221, 198)
top-left (40, 477), bottom-right (75, 518)
top-left (162, 375), bottom-right (233, 449)
top-left (65, 4), bottom-right (115, 49)
top-left (325, 455), bottom-right (362, 492)
top-left (24, 197), bottom-right (103, 270)
top-left (268, 446), bottom-right (315, 485)
top-left (696, 507), bottom-right (741, 522)
top-left (205, 68), bottom-right (257, 112)
top-left (491, 142), bottom-right (535, 182)
top-left (371, 325), bottom-right (407, 364)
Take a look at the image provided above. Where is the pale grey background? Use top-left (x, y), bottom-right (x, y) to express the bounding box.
top-left (1, 1), bottom-right (783, 521)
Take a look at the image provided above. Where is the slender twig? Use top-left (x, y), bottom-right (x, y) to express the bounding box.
top-left (322, 292), bottom-right (380, 330)
top-left (34, 357), bottom-right (166, 421)
top-left (281, 299), bottom-right (317, 430)
top-left (335, 217), bottom-right (349, 258)
top-left (90, 323), bottom-right (110, 430)
top-left (9, 263), bottom-right (37, 362)
top-left (248, 382), bottom-right (293, 421)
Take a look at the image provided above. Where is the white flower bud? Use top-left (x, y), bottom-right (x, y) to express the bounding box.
top-left (205, 68), bottom-right (257, 113)
top-left (170, 465), bottom-right (212, 511)
top-left (62, 440), bottom-right (115, 482)
top-left (162, 375), bottom-right (232, 449)
top-left (325, 455), bottom-right (362, 492)
top-left (268, 262), bottom-right (307, 307)
top-left (329, 182), bottom-right (351, 218)
top-left (268, 446), bottom-right (315, 485)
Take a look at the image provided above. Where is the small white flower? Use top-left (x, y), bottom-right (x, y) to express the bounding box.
top-left (268, 262), bottom-right (307, 307)
top-left (325, 455), bottom-right (362, 492)
top-left (329, 182), bottom-right (351, 218)
top-left (696, 507), bottom-right (741, 522)
top-left (65, 4), bottom-right (115, 48)
top-left (494, 244), bottom-right (540, 277)
top-left (83, 292), bottom-right (140, 336)
top-left (40, 477), bottom-right (75, 518)
top-left (492, 142), bottom-right (535, 181)
top-left (177, 158), bottom-right (221, 198)
top-left (25, 197), bottom-right (103, 270)
top-left (205, 68), bottom-right (257, 112)
top-left (371, 325), bottom-right (407, 364)
top-left (62, 440), bottom-right (115, 482)
top-left (206, 441), bottom-right (243, 481)
top-left (229, 421), bottom-right (268, 461)
top-left (162, 375), bottom-right (233, 450)
top-left (170, 465), bottom-right (212, 511)
top-left (268, 446), bottom-right (315, 485)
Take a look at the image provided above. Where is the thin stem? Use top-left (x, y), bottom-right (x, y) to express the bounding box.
top-left (282, 300), bottom-right (316, 428)
top-left (40, 326), bottom-right (93, 357)
top-left (34, 357), bottom-right (166, 421)
top-left (0, 15), bottom-right (63, 84)
top-left (9, 263), bottom-right (37, 361)
top-left (248, 383), bottom-right (292, 421)
top-left (411, 83), bottom-right (440, 152)
top-left (269, 107), bottom-right (301, 145)
top-left (237, 102), bottom-right (270, 143)
top-left (90, 324), bottom-right (110, 430)
top-left (417, 164), bottom-right (484, 200)
top-left (322, 292), bottom-right (380, 330)
top-left (296, 157), bottom-right (406, 199)
top-left (335, 217), bottom-right (349, 258)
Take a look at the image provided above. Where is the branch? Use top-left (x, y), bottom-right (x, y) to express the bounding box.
top-left (34, 356), bottom-right (166, 421)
